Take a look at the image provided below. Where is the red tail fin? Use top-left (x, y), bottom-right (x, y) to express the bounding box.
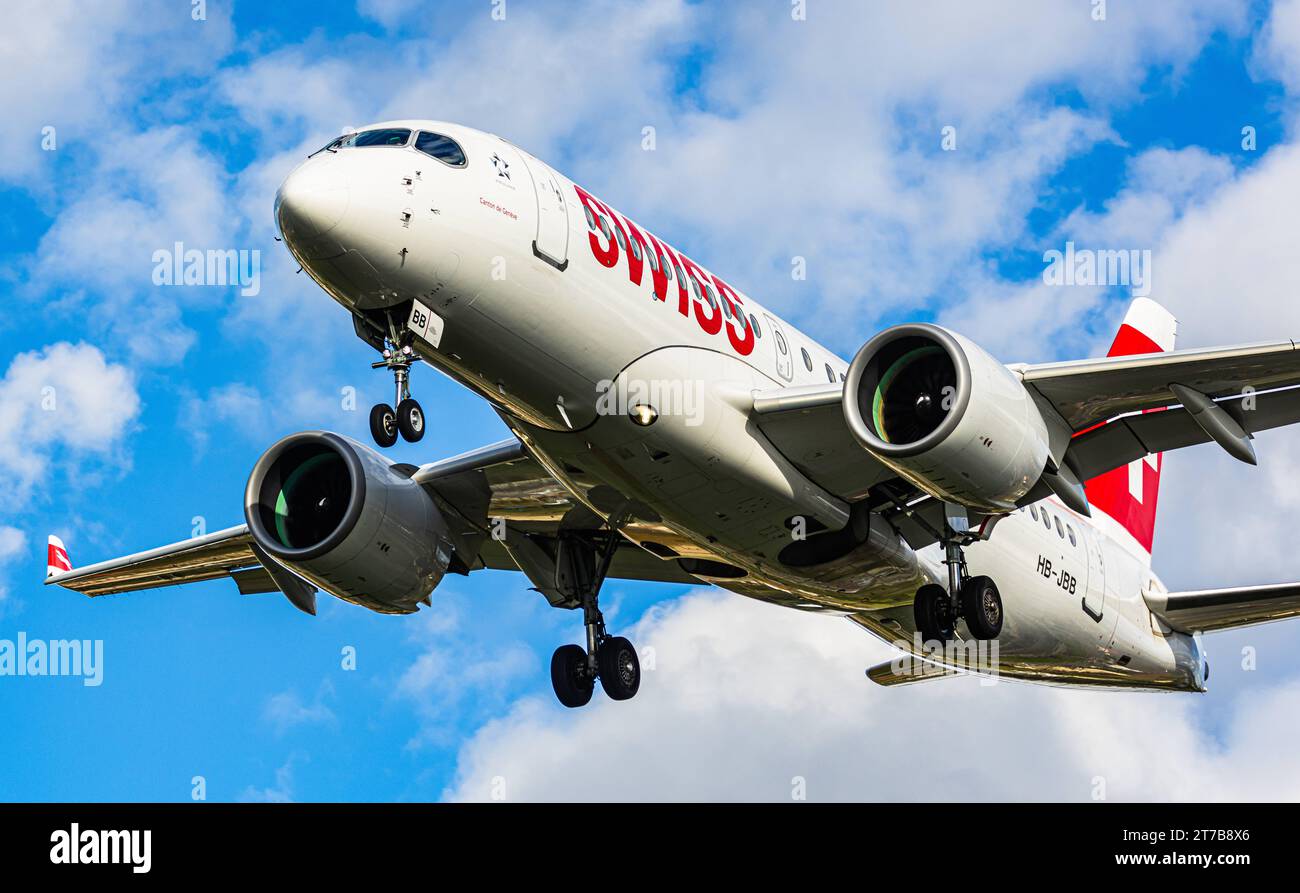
top-left (1082, 298), bottom-right (1178, 557)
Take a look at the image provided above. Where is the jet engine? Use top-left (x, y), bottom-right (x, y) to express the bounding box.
top-left (843, 323), bottom-right (1049, 513)
top-left (244, 431), bottom-right (454, 614)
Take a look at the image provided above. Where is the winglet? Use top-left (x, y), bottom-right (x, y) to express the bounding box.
top-left (1114, 296), bottom-right (1177, 354)
top-left (47, 535), bottom-right (72, 578)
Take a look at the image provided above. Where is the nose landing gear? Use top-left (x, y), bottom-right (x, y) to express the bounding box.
top-left (369, 326), bottom-right (426, 448)
top-left (548, 525), bottom-right (642, 708)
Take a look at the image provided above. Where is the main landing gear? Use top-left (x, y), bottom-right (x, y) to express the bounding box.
top-left (913, 509), bottom-right (1003, 644)
top-left (548, 527), bottom-right (641, 708)
top-left (368, 321), bottom-right (425, 449)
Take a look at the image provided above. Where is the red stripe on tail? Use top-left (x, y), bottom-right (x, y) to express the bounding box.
top-left (1082, 320), bottom-right (1167, 553)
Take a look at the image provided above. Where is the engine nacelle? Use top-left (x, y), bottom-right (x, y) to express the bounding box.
top-left (843, 323), bottom-right (1049, 513)
top-left (244, 431), bottom-right (454, 614)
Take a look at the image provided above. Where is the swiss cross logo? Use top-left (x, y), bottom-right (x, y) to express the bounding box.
top-left (1127, 453), bottom-right (1160, 502)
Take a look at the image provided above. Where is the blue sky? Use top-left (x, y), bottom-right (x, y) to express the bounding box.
top-left (6, 0), bottom-right (1300, 801)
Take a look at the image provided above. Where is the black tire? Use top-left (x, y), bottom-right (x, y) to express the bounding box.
top-left (396, 398), bottom-right (425, 443)
top-left (550, 644), bottom-right (594, 708)
top-left (913, 583), bottom-right (955, 644)
top-left (961, 575), bottom-right (1003, 640)
top-left (597, 636), bottom-right (640, 701)
top-left (369, 403), bottom-right (398, 448)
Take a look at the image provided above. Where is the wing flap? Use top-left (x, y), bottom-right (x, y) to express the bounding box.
top-left (1066, 386), bottom-right (1300, 481)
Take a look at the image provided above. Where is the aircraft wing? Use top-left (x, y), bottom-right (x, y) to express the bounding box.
top-left (47, 525), bottom-right (265, 597)
top-left (1145, 583), bottom-right (1300, 633)
top-left (46, 436), bottom-right (695, 612)
top-left (1020, 339), bottom-right (1300, 432)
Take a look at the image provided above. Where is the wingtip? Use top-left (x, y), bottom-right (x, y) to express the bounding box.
top-left (46, 534), bottom-right (72, 580)
top-left (1123, 297), bottom-right (1179, 352)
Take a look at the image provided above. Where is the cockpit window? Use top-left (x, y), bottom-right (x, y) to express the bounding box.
top-left (415, 131), bottom-right (467, 167)
top-left (343, 128), bottom-right (412, 148)
top-left (310, 134), bottom-right (349, 157)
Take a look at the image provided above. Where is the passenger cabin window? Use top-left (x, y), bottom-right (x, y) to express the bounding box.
top-left (1055, 516), bottom-right (1065, 538)
top-left (343, 128), bottom-right (412, 148)
top-left (1042, 511), bottom-right (1051, 530)
top-left (1067, 525), bottom-right (1077, 547)
top-left (716, 288), bottom-right (733, 319)
top-left (801, 347), bottom-right (813, 371)
top-left (415, 132), bottom-right (467, 166)
top-left (1030, 505), bottom-right (1038, 521)
top-left (703, 283), bottom-right (720, 311)
top-left (825, 363), bottom-right (836, 383)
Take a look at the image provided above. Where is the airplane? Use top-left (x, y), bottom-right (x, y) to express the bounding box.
top-left (46, 119), bottom-right (1300, 707)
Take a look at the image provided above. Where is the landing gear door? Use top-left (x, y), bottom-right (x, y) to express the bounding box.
top-left (521, 153), bottom-right (570, 270)
top-left (763, 313), bottom-right (794, 382)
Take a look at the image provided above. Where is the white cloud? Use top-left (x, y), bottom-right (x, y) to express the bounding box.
top-left (240, 754), bottom-right (302, 803)
top-left (444, 589), bottom-right (1300, 802)
top-left (262, 683), bottom-right (337, 736)
top-left (564, 0), bottom-right (1244, 347)
top-left (0, 0), bottom-right (234, 183)
top-left (22, 126), bottom-right (248, 366)
top-left (0, 527), bottom-right (26, 564)
top-left (0, 526), bottom-right (27, 618)
top-left (1254, 0), bottom-right (1300, 100)
top-left (0, 342), bottom-right (140, 506)
top-left (395, 599), bottom-right (539, 750)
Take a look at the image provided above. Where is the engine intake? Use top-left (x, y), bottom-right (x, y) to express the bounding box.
top-left (245, 431), bottom-right (454, 614)
top-left (843, 324), bottom-right (1049, 512)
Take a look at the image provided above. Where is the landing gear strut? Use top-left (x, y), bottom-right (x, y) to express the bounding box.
top-left (913, 506), bottom-right (1003, 644)
top-left (368, 316), bottom-right (425, 448)
top-left (548, 525), bottom-right (641, 708)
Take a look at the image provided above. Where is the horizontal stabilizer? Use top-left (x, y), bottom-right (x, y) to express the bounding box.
top-left (1146, 582), bottom-right (1300, 633)
top-left (866, 655), bottom-right (961, 687)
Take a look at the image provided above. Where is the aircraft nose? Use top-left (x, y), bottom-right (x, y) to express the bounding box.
top-left (275, 158), bottom-right (349, 243)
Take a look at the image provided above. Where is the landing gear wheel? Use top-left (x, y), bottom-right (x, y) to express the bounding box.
top-left (961, 575), bottom-right (1003, 640)
top-left (914, 583), bottom-right (955, 644)
top-left (597, 636), bottom-right (640, 701)
top-left (550, 644), bottom-right (594, 709)
top-left (369, 403), bottom-right (398, 448)
top-left (396, 398), bottom-right (425, 443)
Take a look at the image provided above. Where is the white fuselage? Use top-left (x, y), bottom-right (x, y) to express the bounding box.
top-left (276, 120), bottom-right (1204, 692)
